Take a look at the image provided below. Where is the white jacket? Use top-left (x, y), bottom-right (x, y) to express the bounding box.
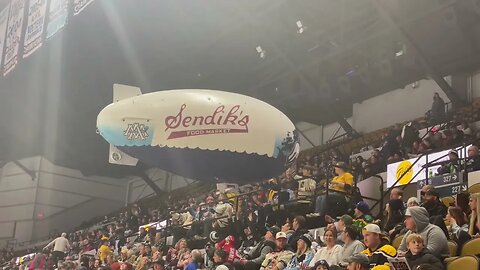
top-left (45, 236), bottom-right (70, 252)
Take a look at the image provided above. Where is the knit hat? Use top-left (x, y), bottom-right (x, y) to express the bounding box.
top-left (355, 201), bottom-right (370, 214)
top-left (298, 234), bottom-right (313, 248)
top-left (209, 231), bottom-right (220, 243)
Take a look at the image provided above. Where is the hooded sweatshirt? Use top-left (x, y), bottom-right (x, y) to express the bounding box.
top-left (398, 206), bottom-right (449, 258)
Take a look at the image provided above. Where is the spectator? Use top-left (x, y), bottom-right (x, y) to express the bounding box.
top-left (215, 235), bottom-right (240, 263)
top-left (260, 232), bottom-right (294, 270)
top-left (398, 207), bottom-right (449, 259)
top-left (446, 206), bottom-right (468, 237)
top-left (361, 224), bottom-right (397, 270)
top-left (280, 218), bottom-right (294, 241)
top-left (383, 188), bottom-right (405, 232)
top-left (407, 197), bottom-right (419, 208)
top-left (338, 226), bottom-right (365, 266)
top-left (284, 234), bottom-right (314, 270)
top-left (430, 93), bottom-right (446, 124)
top-left (239, 225), bottom-right (259, 254)
top-left (466, 145), bottom-right (480, 172)
top-left (309, 228), bottom-right (342, 267)
top-left (152, 259), bottom-right (165, 270)
top-left (28, 251), bottom-right (47, 270)
top-left (325, 214), bottom-right (353, 244)
top-left (314, 162), bottom-right (353, 218)
top-left (404, 234), bottom-right (444, 270)
top-left (420, 188), bottom-right (447, 219)
top-left (44, 232), bottom-right (70, 267)
top-left (287, 216), bottom-right (308, 251)
top-left (436, 150), bottom-right (459, 175)
top-left (401, 122), bottom-right (419, 153)
top-left (237, 227), bottom-right (278, 270)
top-left (460, 122), bottom-right (473, 137)
top-left (310, 260), bottom-right (329, 270)
top-left (212, 249), bottom-right (230, 270)
top-left (352, 202), bottom-right (374, 233)
top-left (469, 192), bottom-right (480, 236)
top-left (344, 254), bottom-right (370, 270)
top-left (185, 250), bottom-right (203, 270)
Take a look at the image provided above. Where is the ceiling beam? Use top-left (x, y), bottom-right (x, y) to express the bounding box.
top-left (372, 0), bottom-right (465, 107)
top-left (245, 0), bottom-right (458, 97)
top-left (137, 170), bottom-right (167, 197)
top-left (236, 2), bottom-right (359, 137)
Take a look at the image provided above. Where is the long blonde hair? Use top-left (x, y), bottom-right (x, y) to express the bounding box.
top-left (469, 193), bottom-right (480, 236)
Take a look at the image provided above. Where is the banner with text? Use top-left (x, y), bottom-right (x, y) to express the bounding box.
top-left (0, 4), bottom-right (10, 67)
top-left (23, 0), bottom-right (47, 58)
top-left (46, 0), bottom-right (68, 39)
top-left (3, 0), bottom-right (25, 76)
top-left (73, 0), bottom-right (94, 16)
top-left (386, 144), bottom-right (471, 188)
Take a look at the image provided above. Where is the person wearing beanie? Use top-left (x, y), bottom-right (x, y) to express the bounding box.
top-left (284, 234), bottom-right (315, 270)
top-left (397, 206), bottom-right (449, 259)
top-left (352, 201), bottom-right (374, 233)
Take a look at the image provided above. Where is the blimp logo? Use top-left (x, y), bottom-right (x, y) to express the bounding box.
top-left (164, 104), bottom-right (249, 140)
top-left (124, 123), bottom-right (149, 140)
top-left (97, 84), bottom-right (299, 183)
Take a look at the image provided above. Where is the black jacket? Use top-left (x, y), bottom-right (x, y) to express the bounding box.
top-left (421, 200), bottom-right (447, 219)
top-left (405, 250), bottom-right (445, 270)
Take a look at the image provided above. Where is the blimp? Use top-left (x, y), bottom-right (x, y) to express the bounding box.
top-left (96, 84), bottom-right (299, 183)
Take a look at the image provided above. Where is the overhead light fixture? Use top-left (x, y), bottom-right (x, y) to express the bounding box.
top-left (395, 43), bottom-right (406, 57)
top-left (296, 20), bottom-right (306, 34)
top-left (411, 81), bottom-right (420, 89)
top-left (256, 46), bottom-right (266, 59)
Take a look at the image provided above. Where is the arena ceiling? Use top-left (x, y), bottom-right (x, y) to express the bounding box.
top-left (1, 0), bottom-right (480, 178)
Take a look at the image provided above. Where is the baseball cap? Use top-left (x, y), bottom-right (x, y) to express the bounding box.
top-left (345, 253), bottom-right (370, 266)
top-left (449, 149), bottom-right (459, 157)
top-left (333, 161), bottom-right (349, 170)
top-left (276, 232), bottom-right (287, 239)
top-left (362, 224), bottom-right (382, 234)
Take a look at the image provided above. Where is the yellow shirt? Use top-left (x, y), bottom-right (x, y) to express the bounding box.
top-left (330, 172), bottom-right (353, 193)
top-left (98, 244), bottom-right (111, 262)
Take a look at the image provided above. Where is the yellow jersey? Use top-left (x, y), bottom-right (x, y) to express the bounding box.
top-left (330, 172), bottom-right (353, 193)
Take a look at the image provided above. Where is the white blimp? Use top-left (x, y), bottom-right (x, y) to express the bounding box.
top-left (96, 84), bottom-right (299, 183)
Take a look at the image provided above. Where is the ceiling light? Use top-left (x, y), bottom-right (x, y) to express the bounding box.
top-left (256, 46), bottom-right (266, 59)
top-left (296, 20), bottom-right (306, 34)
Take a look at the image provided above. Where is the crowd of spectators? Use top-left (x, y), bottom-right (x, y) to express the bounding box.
top-left (2, 94), bottom-right (480, 270)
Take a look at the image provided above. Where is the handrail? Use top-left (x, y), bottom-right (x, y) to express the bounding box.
top-left (370, 151), bottom-right (427, 211)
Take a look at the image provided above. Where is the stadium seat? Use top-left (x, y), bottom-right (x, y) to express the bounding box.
top-left (468, 183), bottom-right (480, 194)
top-left (448, 240), bottom-right (458, 257)
top-left (461, 238), bottom-right (480, 256)
top-left (392, 234), bottom-right (404, 249)
top-left (447, 255), bottom-right (479, 270)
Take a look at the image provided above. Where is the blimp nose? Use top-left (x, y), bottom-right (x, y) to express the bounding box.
top-left (96, 104), bottom-right (121, 139)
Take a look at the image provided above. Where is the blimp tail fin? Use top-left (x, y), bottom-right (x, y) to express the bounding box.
top-left (113, 84), bottom-right (142, 102)
top-left (109, 145), bottom-right (138, 166)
